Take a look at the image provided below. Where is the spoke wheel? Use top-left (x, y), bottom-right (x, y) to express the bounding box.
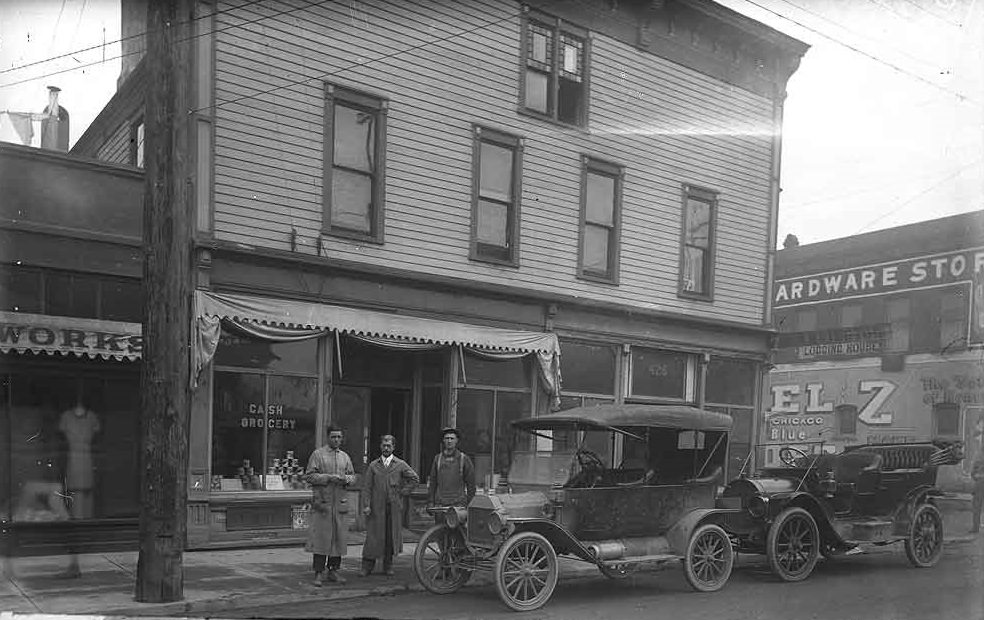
top-left (683, 523), bottom-right (734, 592)
top-left (767, 507), bottom-right (820, 582)
top-left (494, 532), bottom-right (558, 612)
top-left (413, 525), bottom-right (473, 594)
top-left (905, 503), bottom-right (943, 568)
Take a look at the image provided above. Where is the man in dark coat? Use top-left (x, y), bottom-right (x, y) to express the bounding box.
top-left (971, 453), bottom-right (984, 534)
top-left (304, 426), bottom-right (355, 586)
top-left (427, 427), bottom-right (476, 507)
top-left (359, 435), bottom-right (419, 576)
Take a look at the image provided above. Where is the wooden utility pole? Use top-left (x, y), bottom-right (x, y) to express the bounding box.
top-left (136, 0), bottom-right (193, 603)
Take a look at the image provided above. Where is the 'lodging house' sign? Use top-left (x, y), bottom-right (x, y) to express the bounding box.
top-left (0, 311), bottom-right (142, 361)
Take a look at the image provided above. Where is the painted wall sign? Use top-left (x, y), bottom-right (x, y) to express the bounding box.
top-left (773, 247), bottom-right (984, 307)
top-left (0, 311), bottom-right (142, 361)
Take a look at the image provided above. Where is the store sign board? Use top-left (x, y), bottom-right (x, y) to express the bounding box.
top-left (0, 311), bottom-right (142, 360)
top-left (774, 247), bottom-right (984, 307)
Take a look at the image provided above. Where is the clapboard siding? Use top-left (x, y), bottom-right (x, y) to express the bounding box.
top-left (211, 0), bottom-right (776, 324)
top-left (95, 123), bottom-right (131, 165)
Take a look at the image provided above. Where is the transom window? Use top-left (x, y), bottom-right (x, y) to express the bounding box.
top-left (522, 11), bottom-right (588, 127)
top-left (679, 186), bottom-right (717, 299)
top-left (578, 158), bottom-right (622, 282)
top-left (323, 85), bottom-right (387, 242)
top-left (471, 126), bottom-right (522, 265)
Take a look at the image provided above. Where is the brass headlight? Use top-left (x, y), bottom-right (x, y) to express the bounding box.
top-left (748, 495), bottom-right (768, 518)
top-left (445, 506), bottom-right (467, 529)
top-left (488, 511), bottom-right (505, 534)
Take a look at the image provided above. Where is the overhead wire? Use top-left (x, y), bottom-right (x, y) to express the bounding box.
top-left (739, 0), bottom-right (980, 104)
top-left (0, 0), bottom-right (272, 76)
top-left (0, 0), bottom-right (331, 89)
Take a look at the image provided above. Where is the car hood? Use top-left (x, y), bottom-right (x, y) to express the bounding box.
top-left (724, 476), bottom-right (800, 497)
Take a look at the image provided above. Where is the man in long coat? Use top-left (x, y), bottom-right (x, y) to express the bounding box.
top-left (305, 426), bottom-right (355, 586)
top-left (360, 435), bottom-right (419, 576)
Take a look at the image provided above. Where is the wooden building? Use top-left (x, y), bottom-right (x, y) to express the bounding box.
top-left (767, 211), bottom-right (984, 491)
top-left (71, 0), bottom-right (806, 548)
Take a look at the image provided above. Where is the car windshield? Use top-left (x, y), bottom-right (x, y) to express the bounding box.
top-left (505, 423), bottom-right (727, 489)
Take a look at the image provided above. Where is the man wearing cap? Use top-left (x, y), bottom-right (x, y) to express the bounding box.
top-left (427, 427), bottom-right (476, 508)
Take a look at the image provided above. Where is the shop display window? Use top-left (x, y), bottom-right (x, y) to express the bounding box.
top-left (211, 372), bottom-right (318, 491)
top-left (630, 348), bottom-right (691, 400)
top-left (2, 367), bottom-right (140, 523)
top-left (211, 329), bottom-right (318, 492)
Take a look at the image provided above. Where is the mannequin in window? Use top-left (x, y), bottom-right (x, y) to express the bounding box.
top-left (58, 396), bottom-right (100, 578)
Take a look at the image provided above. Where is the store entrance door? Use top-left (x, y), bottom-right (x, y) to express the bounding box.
top-left (367, 388), bottom-right (410, 463)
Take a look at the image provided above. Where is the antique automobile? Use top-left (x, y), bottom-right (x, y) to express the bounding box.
top-left (718, 440), bottom-right (964, 582)
top-left (412, 404), bottom-right (743, 612)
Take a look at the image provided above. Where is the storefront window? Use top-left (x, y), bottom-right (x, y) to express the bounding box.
top-left (211, 329), bottom-right (318, 492)
top-left (558, 340), bottom-right (616, 395)
top-left (705, 357), bottom-right (757, 480)
top-left (4, 366), bottom-right (140, 522)
top-left (630, 348), bottom-right (691, 400)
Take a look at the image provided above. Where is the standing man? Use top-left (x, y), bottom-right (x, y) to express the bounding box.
top-left (971, 452), bottom-right (984, 534)
top-left (360, 435), bottom-right (419, 576)
top-left (427, 427), bottom-right (476, 508)
top-left (304, 426), bottom-right (355, 586)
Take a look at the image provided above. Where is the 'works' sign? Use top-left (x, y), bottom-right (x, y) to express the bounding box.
top-left (0, 311), bottom-right (142, 361)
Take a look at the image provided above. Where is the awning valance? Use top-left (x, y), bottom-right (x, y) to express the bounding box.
top-left (0, 311), bottom-right (142, 361)
top-left (193, 291), bottom-right (562, 398)
top-left (196, 290), bottom-right (559, 353)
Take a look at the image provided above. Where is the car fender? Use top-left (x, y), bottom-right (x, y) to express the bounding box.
top-left (665, 508), bottom-right (737, 555)
top-left (509, 518), bottom-right (596, 562)
top-left (773, 492), bottom-right (842, 547)
top-left (892, 485), bottom-right (943, 535)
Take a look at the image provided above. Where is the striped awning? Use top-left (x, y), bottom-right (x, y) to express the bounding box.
top-left (0, 311), bottom-right (142, 361)
top-left (195, 290), bottom-right (559, 355)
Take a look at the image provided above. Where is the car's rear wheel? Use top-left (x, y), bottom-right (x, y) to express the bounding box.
top-left (683, 523), bottom-right (734, 592)
top-left (413, 525), bottom-right (473, 594)
top-left (494, 531), bottom-right (558, 612)
top-left (767, 507), bottom-right (820, 582)
top-left (905, 503), bottom-right (943, 568)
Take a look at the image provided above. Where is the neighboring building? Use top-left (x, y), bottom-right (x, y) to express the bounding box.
top-left (0, 143), bottom-right (144, 556)
top-left (73, 0), bottom-right (806, 548)
top-left (766, 211), bottom-right (984, 491)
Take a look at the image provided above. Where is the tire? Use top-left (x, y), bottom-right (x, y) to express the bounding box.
top-left (904, 503), bottom-right (943, 568)
top-left (767, 507), bottom-right (820, 582)
top-left (494, 531), bottom-right (559, 612)
top-left (412, 525), bottom-right (473, 594)
top-left (683, 523), bottom-right (734, 592)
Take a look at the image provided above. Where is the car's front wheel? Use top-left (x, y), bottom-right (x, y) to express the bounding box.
top-left (904, 503), bottom-right (943, 568)
top-left (683, 523), bottom-right (734, 592)
top-left (767, 507), bottom-right (820, 582)
top-left (494, 531), bottom-right (559, 612)
top-left (413, 525), bottom-right (473, 594)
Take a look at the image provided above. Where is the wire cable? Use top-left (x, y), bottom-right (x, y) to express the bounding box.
top-left (0, 0), bottom-right (272, 76)
top-left (0, 0), bottom-right (330, 89)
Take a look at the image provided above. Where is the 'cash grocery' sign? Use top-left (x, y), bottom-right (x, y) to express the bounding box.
top-left (774, 248), bottom-right (984, 307)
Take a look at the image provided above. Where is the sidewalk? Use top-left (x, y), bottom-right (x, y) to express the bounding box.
top-left (1, 498), bottom-right (978, 618)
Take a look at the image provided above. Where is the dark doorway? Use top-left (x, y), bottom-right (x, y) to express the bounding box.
top-left (367, 388), bottom-right (410, 463)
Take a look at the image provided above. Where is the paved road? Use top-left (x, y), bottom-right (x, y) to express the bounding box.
top-left (233, 537), bottom-right (983, 620)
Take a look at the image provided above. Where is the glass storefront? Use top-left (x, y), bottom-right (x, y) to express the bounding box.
top-left (210, 330), bottom-right (318, 492)
top-left (1, 358), bottom-right (140, 525)
top-left (705, 356), bottom-right (758, 479)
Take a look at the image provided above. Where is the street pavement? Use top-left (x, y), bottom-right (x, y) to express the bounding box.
top-left (0, 494), bottom-right (978, 619)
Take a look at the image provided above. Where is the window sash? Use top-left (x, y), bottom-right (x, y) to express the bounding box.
top-left (522, 13), bottom-right (587, 125)
top-left (679, 188), bottom-right (715, 297)
top-left (472, 128), bottom-right (520, 264)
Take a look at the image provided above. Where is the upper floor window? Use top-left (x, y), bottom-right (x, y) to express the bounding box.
top-left (578, 158), bottom-right (622, 282)
top-left (323, 85), bottom-right (386, 242)
top-left (130, 119), bottom-right (144, 168)
top-left (939, 290), bottom-right (967, 351)
top-left (471, 126), bottom-right (522, 266)
top-left (679, 185), bottom-right (716, 299)
top-left (886, 296), bottom-right (910, 352)
top-left (522, 11), bottom-right (588, 126)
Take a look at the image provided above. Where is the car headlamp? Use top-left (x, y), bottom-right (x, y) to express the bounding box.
top-left (444, 507), bottom-right (467, 529)
top-left (748, 495), bottom-right (768, 518)
top-left (488, 510), bottom-right (505, 534)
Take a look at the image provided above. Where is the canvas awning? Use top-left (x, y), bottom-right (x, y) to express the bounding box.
top-left (194, 290), bottom-right (562, 395)
top-left (0, 311), bottom-right (142, 361)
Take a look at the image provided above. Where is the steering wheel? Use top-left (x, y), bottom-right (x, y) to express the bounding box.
top-left (576, 449), bottom-right (605, 472)
top-left (779, 446), bottom-right (810, 467)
